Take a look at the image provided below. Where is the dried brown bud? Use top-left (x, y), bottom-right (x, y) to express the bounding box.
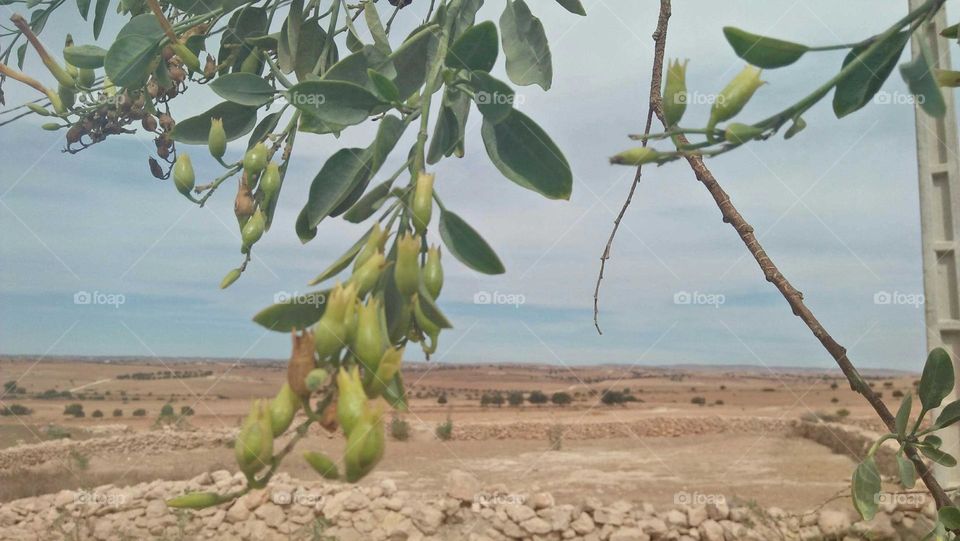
top-left (204, 55), bottom-right (217, 79)
top-left (235, 176), bottom-right (256, 219)
top-left (141, 115), bottom-right (157, 132)
top-left (65, 125), bottom-right (82, 145)
top-left (158, 114), bottom-right (175, 132)
top-left (148, 157), bottom-right (165, 179)
top-left (161, 46), bottom-right (175, 62)
top-left (169, 66), bottom-right (186, 84)
top-left (147, 79), bottom-right (160, 98)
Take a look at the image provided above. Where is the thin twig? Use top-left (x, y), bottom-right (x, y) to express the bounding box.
top-left (631, 0), bottom-right (956, 516)
top-left (591, 1), bottom-right (670, 335)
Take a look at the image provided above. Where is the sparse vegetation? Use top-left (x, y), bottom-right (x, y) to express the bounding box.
top-left (91, 410), bottom-right (103, 418)
top-left (691, 396), bottom-right (706, 406)
top-left (113, 409), bottom-right (123, 417)
top-left (528, 390), bottom-right (548, 405)
top-left (132, 409), bottom-right (147, 417)
top-left (389, 416), bottom-right (410, 442)
top-left (507, 391), bottom-right (524, 407)
top-left (0, 403), bottom-right (32, 416)
top-left (551, 392), bottom-right (573, 406)
top-left (435, 417), bottom-right (453, 441)
top-left (547, 424), bottom-right (563, 451)
top-left (63, 403), bottom-right (84, 418)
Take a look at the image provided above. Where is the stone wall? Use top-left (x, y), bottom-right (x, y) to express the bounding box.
top-left (0, 469), bottom-right (935, 541)
top-left (792, 421), bottom-right (902, 476)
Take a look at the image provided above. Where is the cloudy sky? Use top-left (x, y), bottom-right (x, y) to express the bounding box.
top-left (0, 1), bottom-right (955, 370)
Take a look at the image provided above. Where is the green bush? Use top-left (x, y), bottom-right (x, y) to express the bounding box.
top-left (113, 409), bottom-right (123, 417)
top-left (528, 391), bottom-right (548, 405)
top-left (132, 409), bottom-right (147, 417)
top-left (390, 416), bottom-right (410, 441)
top-left (92, 410), bottom-right (103, 418)
top-left (435, 417), bottom-right (453, 441)
top-left (551, 392), bottom-right (572, 406)
top-left (507, 391), bottom-right (524, 407)
top-left (63, 403), bottom-right (84, 417)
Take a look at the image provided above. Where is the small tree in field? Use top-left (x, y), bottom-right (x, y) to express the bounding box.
top-left (63, 403), bottom-right (84, 418)
top-left (507, 391), bottom-right (524, 407)
top-left (551, 392), bottom-right (573, 406)
top-left (528, 391), bottom-right (548, 405)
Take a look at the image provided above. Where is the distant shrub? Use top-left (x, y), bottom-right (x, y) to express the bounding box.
top-left (112, 409), bottom-right (123, 417)
top-left (63, 403), bottom-right (84, 418)
top-left (714, 399), bottom-right (724, 405)
top-left (883, 381), bottom-right (894, 388)
top-left (830, 382), bottom-right (839, 390)
top-left (601, 390), bottom-right (627, 405)
top-left (159, 403), bottom-right (175, 417)
top-left (836, 408), bottom-right (850, 418)
top-left (92, 410), bottom-right (104, 418)
top-left (528, 391), bottom-right (548, 405)
top-left (507, 391), bottom-right (524, 407)
top-left (831, 397), bottom-right (839, 403)
top-left (691, 396), bottom-right (706, 406)
top-left (180, 405), bottom-right (195, 416)
top-left (437, 394), bottom-right (447, 405)
top-left (551, 392), bottom-right (572, 406)
top-left (390, 416), bottom-right (410, 441)
top-left (761, 388), bottom-right (776, 392)
top-left (435, 417), bottom-right (453, 441)
top-left (892, 390), bottom-right (904, 398)
top-left (45, 425), bottom-right (71, 439)
top-left (132, 408), bottom-right (147, 417)
top-left (0, 404), bottom-right (32, 416)
top-left (69, 449), bottom-right (89, 471)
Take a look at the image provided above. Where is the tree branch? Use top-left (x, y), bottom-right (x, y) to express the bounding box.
top-left (592, 0), bottom-right (671, 335)
top-left (633, 0), bottom-right (955, 513)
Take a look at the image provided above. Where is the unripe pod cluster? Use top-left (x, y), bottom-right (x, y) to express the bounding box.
top-left (366, 346), bottom-right (404, 397)
top-left (208, 118), bottom-right (226, 159)
top-left (663, 59), bottom-right (689, 127)
top-left (353, 298), bottom-right (385, 374)
top-left (349, 252), bottom-right (385, 298)
top-left (423, 245), bottom-right (444, 300)
top-left (243, 142), bottom-right (269, 182)
top-left (412, 172), bottom-right (434, 235)
top-left (354, 224), bottom-right (386, 271)
top-left (413, 294), bottom-right (440, 355)
top-left (260, 162), bottom-right (282, 206)
top-left (708, 66), bottom-right (765, 135)
top-left (723, 122), bottom-right (765, 144)
top-left (269, 382), bottom-right (301, 437)
top-left (609, 147), bottom-right (659, 166)
top-left (166, 492), bottom-right (223, 510)
top-left (313, 283), bottom-right (356, 359)
top-left (241, 208), bottom-right (265, 253)
top-left (173, 153), bottom-right (195, 198)
top-left (394, 234), bottom-right (421, 296)
top-left (336, 366), bottom-right (366, 437)
top-left (344, 406), bottom-right (385, 482)
top-left (234, 400), bottom-right (273, 476)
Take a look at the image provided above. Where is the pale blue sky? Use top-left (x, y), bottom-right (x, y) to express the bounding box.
top-left (0, 1), bottom-right (955, 369)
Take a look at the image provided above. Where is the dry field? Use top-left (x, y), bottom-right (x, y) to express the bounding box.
top-left (0, 356), bottom-right (917, 510)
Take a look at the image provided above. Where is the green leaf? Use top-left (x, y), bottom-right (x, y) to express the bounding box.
top-left (104, 34), bottom-right (158, 88)
top-left (939, 507), bottom-right (960, 530)
top-left (77, 0), bottom-right (91, 19)
top-left (389, 25), bottom-right (439, 100)
top-left (368, 69), bottom-right (400, 102)
top-left (833, 31), bottom-right (910, 118)
top-left (722, 27), bottom-right (808, 69)
top-left (307, 228), bottom-right (373, 285)
top-left (935, 399), bottom-right (960, 429)
top-left (895, 393), bottom-right (912, 439)
top-left (417, 284), bottom-right (453, 328)
top-left (439, 210), bottom-right (505, 275)
top-left (896, 453), bottom-right (916, 488)
top-left (247, 111), bottom-right (282, 149)
top-left (63, 44), bottom-right (107, 69)
top-left (919, 347), bottom-right (954, 411)
top-left (252, 291), bottom-right (328, 331)
top-left (899, 41), bottom-right (946, 118)
top-left (93, 0), bottom-right (109, 39)
top-left (287, 80), bottom-right (384, 127)
top-left (209, 73), bottom-right (276, 106)
top-left (427, 106), bottom-right (460, 164)
top-left (218, 7), bottom-right (269, 74)
top-left (500, 0), bottom-right (552, 90)
top-left (470, 71), bottom-right (514, 123)
top-left (172, 101), bottom-right (258, 144)
top-left (16, 43), bottom-right (26, 70)
top-left (920, 446), bottom-right (957, 467)
top-left (297, 149), bottom-right (370, 239)
top-left (329, 115), bottom-right (406, 218)
top-left (784, 117), bottom-right (806, 140)
top-left (446, 21), bottom-right (498, 72)
top-left (294, 20), bottom-right (329, 81)
top-left (851, 458), bottom-right (881, 520)
top-left (117, 14), bottom-right (164, 41)
top-left (168, 0), bottom-right (209, 13)
top-left (343, 179), bottom-right (394, 223)
top-left (925, 434), bottom-right (943, 448)
top-left (553, 0), bottom-right (585, 15)
top-left (481, 109), bottom-right (572, 200)
top-left (364, 2), bottom-right (390, 54)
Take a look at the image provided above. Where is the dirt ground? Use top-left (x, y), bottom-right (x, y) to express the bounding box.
top-left (0, 356), bottom-right (915, 510)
